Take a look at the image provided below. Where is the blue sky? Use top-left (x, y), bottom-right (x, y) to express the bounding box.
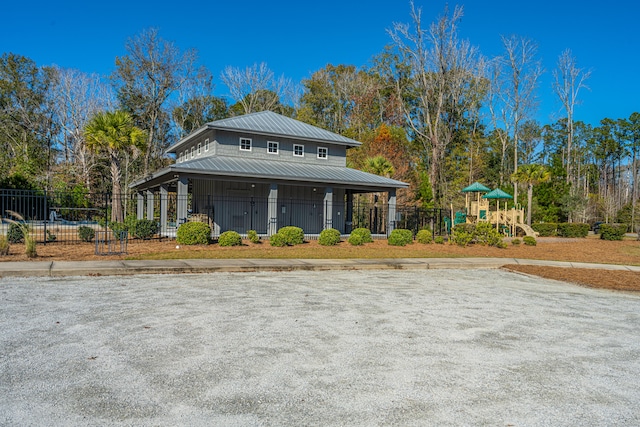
top-left (1, 0), bottom-right (638, 127)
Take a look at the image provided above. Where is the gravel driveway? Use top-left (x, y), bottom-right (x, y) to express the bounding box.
top-left (1, 269), bottom-right (639, 426)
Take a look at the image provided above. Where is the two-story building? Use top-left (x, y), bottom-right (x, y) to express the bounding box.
top-left (130, 111), bottom-right (408, 237)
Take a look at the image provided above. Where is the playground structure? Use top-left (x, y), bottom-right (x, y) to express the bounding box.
top-left (455, 182), bottom-right (538, 237)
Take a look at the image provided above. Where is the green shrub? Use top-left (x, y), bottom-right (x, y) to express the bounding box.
top-left (247, 229), bottom-right (260, 244)
top-left (134, 219), bottom-right (158, 239)
top-left (531, 223), bottom-right (557, 237)
top-left (348, 233), bottom-right (364, 246)
top-left (474, 221), bottom-right (503, 247)
top-left (599, 223), bottom-right (627, 241)
top-left (124, 215), bottom-right (138, 237)
top-left (7, 223), bottom-right (24, 244)
top-left (46, 230), bottom-right (57, 242)
top-left (276, 226), bottom-right (305, 246)
top-left (388, 228), bottom-right (413, 246)
top-left (218, 230), bottom-right (243, 247)
top-left (416, 229), bottom-right (433, 244)
top-left (434, 236), bottom-right (445, 244)
top-left (269, 232), bottom-right (287, 247)
top-left (0, 235), bottom-right (9, 255)
top-left (108, 221), bottom-right (129, 241)
top-left (511, 238), bottom-right (521, 245)
top-left (78, 226), bottom-right (95, 242)
top-left (319, 228), bottom-right (341, 246)
top-left (350, 227), bottom-right (373, 244)
top-left (452, 230), bottom-right (474, 247)
top-left (523, 236), bottom-right (537, 246)
top-left (176, 221), bottom-right (211, 245)
top-left (557, 222), bottom-right (589, 238)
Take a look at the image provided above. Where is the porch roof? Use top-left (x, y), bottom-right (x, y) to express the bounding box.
top-left (130, 155), bottom-right (408, 192)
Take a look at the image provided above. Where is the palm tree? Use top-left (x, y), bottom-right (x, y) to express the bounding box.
top-left (364, 155), bottom-right (394, 178)
top-left (84, 111), bottom-right (146, 223)
top-left (511, 164), bottom-right (551, 226)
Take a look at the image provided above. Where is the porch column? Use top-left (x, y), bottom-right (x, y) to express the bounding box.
top-left (387, 189), bottom-right (397, 235)
top-left (176, 177), bottom-right (188, 226)
top-left (267, 183), bottom-right (278, 236)
top-left (160, 185), bottom-right (168, 236)
top-left (136, 192), bottom-right (144, 220)
top-left (146, 190), bottom-right (154, 221)
top-left (345, 190), bottom-right (353, 233)
top-left (324, 187), bottom-right (333, 230)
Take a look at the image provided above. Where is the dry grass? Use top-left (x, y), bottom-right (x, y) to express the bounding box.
top-left (1, 235), bottom-right (639, 291)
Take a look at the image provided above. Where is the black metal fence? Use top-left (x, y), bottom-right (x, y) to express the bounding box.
top-left (1, 189), bottom-right (450, 245)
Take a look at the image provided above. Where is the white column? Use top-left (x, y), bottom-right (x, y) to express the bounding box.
top-left (267, 183), bottom-right (278, 236)
top-left (136, 192), bottom-right (144, 220)
top-left (160, 185), bottom-right (168, 236)
top-left (146, 190), bottom-right (154, 221)
top-left (387, 189), bottom-right (397, 235)
top-left (177, 177), bottom-right (188, 226)
top-left (324, 187), bottom-right (333, 230)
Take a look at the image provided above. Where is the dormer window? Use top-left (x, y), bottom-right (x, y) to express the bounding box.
top-left (294, 144), bottom-right (304, 157)
top-left (197, 143), bottom-right (202, 155)
top-left (268, 141), bottom-right (279, 154)
top-left (191, 147), bottom-right (195, 159)
top-left (240, 137), bottom-right (252, 151)
top-left (204, 138), bottom-right (209, 152)
top-left (317, 147), bottom-right (328, 159)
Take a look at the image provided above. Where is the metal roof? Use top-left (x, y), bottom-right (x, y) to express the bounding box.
top-left (131, 156), bottom-right (408, 190)
top-left (167, 111), bottom-right (361, 153)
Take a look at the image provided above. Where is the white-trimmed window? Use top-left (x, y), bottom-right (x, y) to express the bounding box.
top-left (191, 147), bottom-right (195, 159)
top-left (267, 141), bottom-right (279, 154)
top-left (204, 138), bottom-right (209, 152)
top-left (178, 152), bottom-right (183, 163)
top-left (293, 144), bottom-right (304, 157)
top-left (197, 143), bottom-right (202, 155)
top-left (317, 147), bottom-right (328, 159)
top-left (240, 137), bottom-right (252, 151)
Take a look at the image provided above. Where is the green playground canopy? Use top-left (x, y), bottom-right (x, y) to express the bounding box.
top-left (461, 182), bottom-right (491, 193)
top-left (482, 188), bottom-right (513, 199)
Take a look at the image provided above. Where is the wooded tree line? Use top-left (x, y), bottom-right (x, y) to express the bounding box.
top-left (1, 5), bottom-right (639, 229)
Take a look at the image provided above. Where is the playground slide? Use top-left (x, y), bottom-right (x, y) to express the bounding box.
top-left (515, 223), bottom-right (539, 237)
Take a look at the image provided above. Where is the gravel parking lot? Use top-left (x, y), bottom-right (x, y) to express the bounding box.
top-left (1, 269), bottom-right (639, 426)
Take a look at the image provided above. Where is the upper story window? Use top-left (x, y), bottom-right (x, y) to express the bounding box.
top-left (204, 138), bottom-right (209, 152)
top-left (191, 147), bottom-right (195, 159)
top-left (317, 147), bottom-right (328, 159)
top-left (240, 137), bottom-right (252, 151)
top-left (179, 152), bottom-right (183, 163)
top-left (197, 143), bottom-right (202, 155)
top-left (293, 144), bottom-right (304, 157)
top-left (268, 141), bottom-right (279, 154)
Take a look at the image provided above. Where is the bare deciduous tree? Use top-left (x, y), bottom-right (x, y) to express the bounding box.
top-left (220, 62), bottom-right (294, 115)
top-left (553, 49), bottom-right (591, 185)
top-left (50, 67), bottom-right (114, 191)
top-left (389, 2), bottom-right (483, 205)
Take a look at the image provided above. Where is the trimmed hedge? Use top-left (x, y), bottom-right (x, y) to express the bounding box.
top-left (277, 226), bottom-right (305, 245)
top-left (599, 223), bottom-right (627, 241)
top-left (269, 232), bottom-right (287, 247)
top-left (388, 228), bottom-right (413, 246)
top-left (7, 223), bottom-right (24, 243)
top-left (531, 223), bottom-right (557, 237)
top-left (78, 226), bottom-right (95, 242)
top-left (350, 228), bottom-right (373, 244)
top-left (434, 236), bottom-right (445, 244)
top-left (348, 233), bottom-right (364, 246)
top-left (247, 229), bottom-right (260, 244)
top-left (416, 229), bottom-right (432, 244)
top-left (319, 228), bottom-right (341, 246)
top-left (218, 230), bottom-right (243, 246)
top-left (176, 221), bottom-right (211, 245)
top-left (557, 222), bottom-right (589, 238)
top-left (133, 219), bottom-right (158, 239)
top-left (523, 236), bottom-right (537, 246)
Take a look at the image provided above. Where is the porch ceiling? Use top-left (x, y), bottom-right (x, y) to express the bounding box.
top-left (130, 156), bottom-right (408, 193)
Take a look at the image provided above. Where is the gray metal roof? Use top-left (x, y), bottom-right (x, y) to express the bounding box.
top-left (167, 111), bottom-right (361, 153)
top-left (131, 156), bottom-right (408, 190)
